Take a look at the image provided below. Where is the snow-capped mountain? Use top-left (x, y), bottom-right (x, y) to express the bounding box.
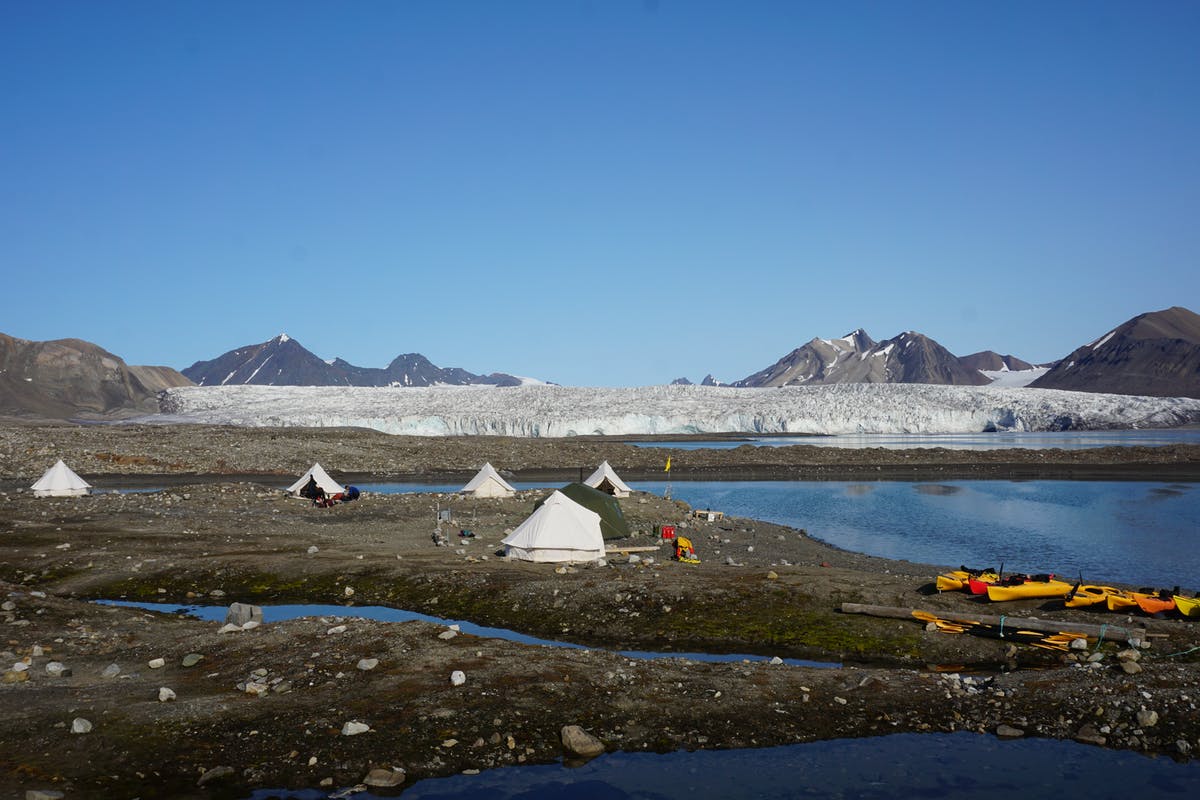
top-left (1031, 307), bottom-right (1200, 399)
top-left (735, 330), bottom-right (990, 388)
top-left (155, 383), bottom-right (1200, 437)
top-left (182, 334), bottom-right (533, 388)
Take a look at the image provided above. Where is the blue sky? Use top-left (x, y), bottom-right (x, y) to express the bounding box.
top-left (2, 1), bottom-right (1197, 386)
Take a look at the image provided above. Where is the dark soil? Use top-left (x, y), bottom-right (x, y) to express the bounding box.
top-left (1, 423), bottom-right (1198, 799)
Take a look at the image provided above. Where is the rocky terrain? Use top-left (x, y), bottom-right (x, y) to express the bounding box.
top-left (0, 334), bottom-right (190, 420)
top-left (0, 423), bottom-right (1198, 799)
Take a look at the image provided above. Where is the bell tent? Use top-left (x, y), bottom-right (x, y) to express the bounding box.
top-left (583, 460), bottom-right (632, 498)
top-left (537, 482), bottom-right (630, 540)
top-left (286, 463), bottom-right (344, 498)
top-left (31, 459), bottom-right (92, 497)
top-left (502, 491), bottom-right (605, 563)
top-left (459, 462), bottom-right (516, 498)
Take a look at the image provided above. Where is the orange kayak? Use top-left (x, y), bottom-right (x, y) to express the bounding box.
top-left (1106, 589), bottom-right (1176, 615)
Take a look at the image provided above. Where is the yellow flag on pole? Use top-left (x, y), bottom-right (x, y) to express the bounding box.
top-left (664, 457), bottom-right (671, 473)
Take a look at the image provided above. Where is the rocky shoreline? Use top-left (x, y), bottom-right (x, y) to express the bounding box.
top-left (0, 423), bottom-right (1198, 798)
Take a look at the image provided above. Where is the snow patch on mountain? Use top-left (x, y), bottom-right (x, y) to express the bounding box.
top-left (979, 368), bottom-right (1049, 388)
top-left (154, 383), bottom-right (1200, 437)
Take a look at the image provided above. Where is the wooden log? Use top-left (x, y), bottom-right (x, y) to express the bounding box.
top-left (840, 602), bottom-right (1147, 642)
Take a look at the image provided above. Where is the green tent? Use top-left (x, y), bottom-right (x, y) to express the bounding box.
top-left (536, 482), bottom-right (631, 541)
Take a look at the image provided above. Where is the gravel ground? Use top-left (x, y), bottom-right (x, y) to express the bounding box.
top-left (0, 422), bottom-right (1198, 799)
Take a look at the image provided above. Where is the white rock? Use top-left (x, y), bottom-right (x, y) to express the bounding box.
top-left (450, 670), bottom-right (466, 686)
top-left (148, 658), bottom-right (165, 669)
top-left (101, 663), bottom-right (120, 678)
top-left (356, 658), bottom-right (379, 671)
top-left (307, 545), bottom-right (319, 554)
top-left (12, 662), bottom-right (28, 673)
top-left (438, 629), bottom-right (458, 640)
top-left (327, 625), bottom-right (347, 635)
top-left (240, 620), bottom-right (261, 630)
top-left (158, 687), bottom-right (176, 702)
top-left (71, 717), bottom-right (92, 734)
top-left (217, 623), bottom-right (242, 634)
top-left (344, 586), bottom-right (355, 597)
top-left (1137, 709), bottom-right (1160, 728)
top-left (341, 721), bottom-right (370, 736)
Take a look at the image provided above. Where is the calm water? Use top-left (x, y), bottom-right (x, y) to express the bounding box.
top-left (99, 601), bottom-right (832, 668)
top-left (628, 428), bottom-right (1200, 450)
top-left (243, 733), bottom-right (1200, 799)
top-left (633, 480), bottom-right (1200, 588)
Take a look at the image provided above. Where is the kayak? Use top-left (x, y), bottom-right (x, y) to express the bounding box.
top-left (986, 578), bottom-right (1073, 602)
top-left (1174, 595), bottom-right (1200, 618)
top-left (937, 568), bottom-right (998, 593)
top-left (1104, 588), bottom-right (1176, 614)
top-left (1064, 585), bottom-right (1129, 609)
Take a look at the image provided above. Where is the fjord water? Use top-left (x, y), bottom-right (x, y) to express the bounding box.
top-left (633, 480), bottom-right (1199, 588)
top-left (245, 732), bottom-right (1200, 799)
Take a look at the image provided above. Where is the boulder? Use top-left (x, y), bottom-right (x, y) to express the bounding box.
top-left (560, 724), bottom-right (605, 759)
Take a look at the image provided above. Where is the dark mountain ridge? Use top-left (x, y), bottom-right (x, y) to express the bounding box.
top-left (181, 334), bottom-right (528, 388)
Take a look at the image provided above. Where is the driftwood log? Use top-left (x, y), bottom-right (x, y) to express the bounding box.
top-left (839, 602), bottom-right (1148, 643)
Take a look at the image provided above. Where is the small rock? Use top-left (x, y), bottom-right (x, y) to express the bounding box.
top-left (363, 767), bottom-right (406, 787)
top-left (561, 724), bottom-right (605, 759)
top-left (769, 656), bottom-right (784, 665)
top-left (766, 571), bottom-right (778, 580)
top-left (450, 670), bottom-right (466, 686)
top-left (438, 629), bottom-right (458, 640)
top-left (307, 545), bottom-right (319, 555)
top-left (101, 663), bottom-right (121, 678)
top-left (182, 653), bottom-right (204, 667)
top-left (11, 662), bottom-right (28, 673)
top-left (148, 658), bottom-right (165, 669)
top-left (45, 662), bottom-right (70, 677)
top-left (244, 682), bottom-right (269, 696)
top-left (1069, 638), bottom-right (1089, 650)
top-left (1137, 709), bottom-right (1159, 728)
top-left (344, 586), bottom-right (355, 598)
top-left (327, 625), bottom-right (347, 635)
top-left (357, 658), bottom-right (379, 671)
top-left (25, 790), bottom-right (65, 800)
top-left (2, 670), bottom-right (28, 684)
top-left (159, 687), bottom-right (177, 702)
top-left (31, 644), bottom-right (44, 657)
top-left (996, 724), bottom-right (1024, 739)
top-left (196, 765), bottom-right (235, 786)
top-left (1074, 724), bottom-right (1106, 746)
top-left (71, 717), bottom-right (92, 734)
top-left (217, 623), bottom-right (242, 634)
top-left (1117, 648), bottom-right (1141, 662)
top-left (341, 721), bottom-right (370, 736)
top-left (1120, 661), bottom-right (1143, 675)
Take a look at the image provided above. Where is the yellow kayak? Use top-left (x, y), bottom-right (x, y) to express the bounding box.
top-left (937, 569), bottom-right (999, 592)
top-left (1064, 585), bottom-right (1129, 609)
top-left (986, 578), bottom-right (1073, 602)
top-left (1174, 595), bottom-right (1200, 617)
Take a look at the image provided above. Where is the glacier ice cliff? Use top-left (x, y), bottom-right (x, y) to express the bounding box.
top-left (153, 384), bottom-right (1200, 437)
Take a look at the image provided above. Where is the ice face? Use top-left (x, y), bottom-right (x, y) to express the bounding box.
top-left (153, 383), bottom-right (1200, 437)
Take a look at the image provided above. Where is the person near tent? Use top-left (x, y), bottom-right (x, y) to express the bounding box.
top-left (299, 475), bottom-right (322, 501)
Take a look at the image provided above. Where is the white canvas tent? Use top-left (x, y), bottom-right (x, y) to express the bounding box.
top-left (286, 462), bottom-right (344, 497)
top-left (502, 490), bottom-right (605, 563)
top-left (459, 462), bottom-right (516, 498)
top-left (31, 459), bottom-right (92, 497)
top-left (583, 460), bottom-right (632, 498)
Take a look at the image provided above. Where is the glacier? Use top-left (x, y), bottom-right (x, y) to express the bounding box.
top-left (152, 384), bottom-right (1200, 437)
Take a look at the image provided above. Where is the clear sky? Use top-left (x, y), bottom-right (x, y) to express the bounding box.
top-left (3, 1), bottom-right (1197, 387)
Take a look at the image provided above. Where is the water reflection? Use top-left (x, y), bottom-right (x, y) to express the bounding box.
top-left (243, 732), bottom-right (1200, 799)
top-left (633, 480), bottom-right (1200, 587)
